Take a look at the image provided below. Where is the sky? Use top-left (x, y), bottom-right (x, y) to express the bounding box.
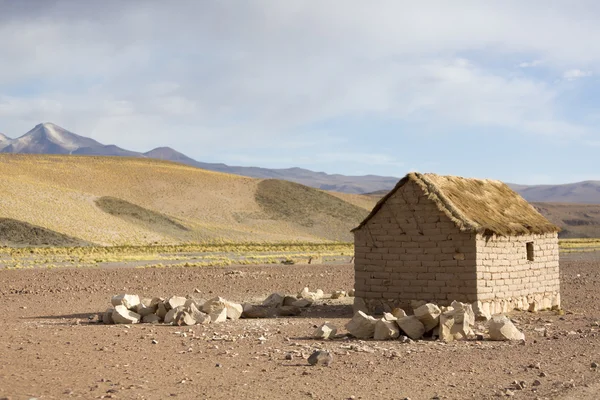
top-left (1, 1), bottom-right (599, 184)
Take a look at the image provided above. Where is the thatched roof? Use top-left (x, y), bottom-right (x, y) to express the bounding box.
top-left (353, 172), bottom-right (560, 236)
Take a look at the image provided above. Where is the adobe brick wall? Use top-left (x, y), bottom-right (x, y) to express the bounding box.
top-left (475, 232), bottom-right (560, 314)
top-left (354, 180), bottom-right (477, 313)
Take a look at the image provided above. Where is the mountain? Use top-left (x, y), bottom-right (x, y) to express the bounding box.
top-left (0, 154), bottom-right (375, 246)
top-left (0, 122), bottom-right (137, 156)
top-left (2, 123), bottom-right (600, 200)
top-left (509, 181), bottom-right (600, 204)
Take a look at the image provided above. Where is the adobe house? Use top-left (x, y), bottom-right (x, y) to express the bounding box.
top-left (352, 172), bottom-right (560, 315)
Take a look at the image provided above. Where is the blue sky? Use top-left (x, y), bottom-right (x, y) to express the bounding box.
top-left (1, 1), bottom-right (599, 184)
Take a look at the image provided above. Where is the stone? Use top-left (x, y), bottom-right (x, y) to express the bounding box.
top-left (374, 319), bottom-right (400, 340)
top-left (307, 350), bottom-right (333, 366)
top-left (202, 297), bottom-right (242, 320)
top-left (488, 315), bottom-right (525, 341)
top-left (472, 301), bottom-right (491, 321)
top-left (414, 303), bottom-right (441, 332)
top-left (331, 290), bottom-right (347, 299)
top-left (189, 303), bottom-right (211, 324)
top-left (345, 311), bottom-right (377, 339)
top-left (135, 303), bottom-right (158, 317)
top-left (352, 297), bottom-right (368, 314)
top-left (262, 293), bottom-right (285, 307)
top-left (156, 302), bottom-right (168, 320)
top-left (102, 308), bottom-right (114, 324)
top-left (451, 301), bottom-right (475, 326)
top-left (111, 294), bottom-right (140, 310)
top-left (112, 305), bottom-right (141, 324)
top-left (210, 308), bottom-right (228, 323)
top-left (164, 306), bottom-right (185, 325)
top-left (396, 316), bottom-right (425, 340)
top-left (391, 308), bottom-right (407, 319)
top-left (165, 296), bottom-right (187, 310)
top-left (439, 306), bottom-right (474, 342)
top-left (298, 287), bottom-right (324, 301)
top-left (282, 296), bottom-right (298, 306)
top-left (314, 323), bottom-right (337, 340)
top-left (347, 288), bottom-right (355, 297)
top-left (382, 312), bottom-right (398, 322)
top-left (241, 305), bottom-right (274, 319)
top-left (175, 311), bottom-right (196, 326)
top-left (291, 299), bottom-right (313, 308)
top-left (278, 306), bottom-right (301, 316)
top-left (142, 314), bottom-right (161, 324)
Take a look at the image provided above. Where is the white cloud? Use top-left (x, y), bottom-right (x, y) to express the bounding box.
top-left (563, 69), bottom-right (593, 80)
top-left (518, 60), bottom-right (544, 68)
top-left (0, 1), bottom-right (599, 157)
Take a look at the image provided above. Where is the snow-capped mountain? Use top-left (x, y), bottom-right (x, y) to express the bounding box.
top-left (0, 123), bottom-right (134, 155)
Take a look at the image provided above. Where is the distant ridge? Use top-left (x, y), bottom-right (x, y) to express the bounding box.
top-left (1, 122), bottom-right (599, 201)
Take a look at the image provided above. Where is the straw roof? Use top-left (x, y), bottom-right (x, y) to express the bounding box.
top-left (353, 172), bottom-right (560, 236)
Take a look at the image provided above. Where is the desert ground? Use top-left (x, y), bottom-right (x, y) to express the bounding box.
top-left (1, 251), bottom-right (600, 400)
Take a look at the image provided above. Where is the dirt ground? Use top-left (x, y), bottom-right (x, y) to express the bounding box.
top-left (1, 253), bottom-right (600, 400)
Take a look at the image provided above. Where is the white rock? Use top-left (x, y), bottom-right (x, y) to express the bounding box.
top-left (439, 304), bottom-right (475, 341)
top-left (298, 287), bottom-right (324, 301)
top-left (331, 290), bottom-right (346, 299)
top-left (112, 305), bottom-right (141, 324)
top-left (175, 311), bottom-right (197, 326)
top-left (164, 306), bottom-right (185, 325)
top-left (314, 322), bottom-right (337, 340)
top-left (189, 303), bottom-right (211, 324)
top-left (262, 293), bottom-right (285, 307)
top-left (166, 296), bottom-right (187, 310)
top-left (472, 301), bottom-right (491, 321)
top-left (391, 308), bottom-right (407, 319)
top-left (382, 312), bottom-right (398, 322)
top-left (345, 311), bottom-right (377, 339)
top-left (396, 316), bottom-right (425, 340)
top-left (374, 319), bottom-right (400, 340)
top-left (111, 294), bottom-right (141, 310)
top-left (210, 308), bottom-right (228, 323)
top-left (225, 301), bottom-right (243, 320)
top-left (202, 297), bottom-right (243, 320)
top-left (414, 303), bottom-right (441, 332)
top-left (488, 315), bottom-right (525, 341)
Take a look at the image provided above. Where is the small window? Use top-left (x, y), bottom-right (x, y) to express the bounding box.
top-left (526, 242), bottom-right (534, 261)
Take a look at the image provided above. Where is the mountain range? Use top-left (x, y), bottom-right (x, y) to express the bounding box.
top-left (1, 123), bottom-right (599, 203)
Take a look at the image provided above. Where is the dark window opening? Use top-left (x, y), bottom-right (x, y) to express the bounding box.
top-left (526, 242), bottom-right (534, 261)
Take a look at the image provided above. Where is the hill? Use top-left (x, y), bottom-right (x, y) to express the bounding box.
top-left (0, 154), bottom-right (376, 246)
top-left (532, 202), bottom-right (600, 238)
top-left (2, 123), bottom-right (600, 200)
top-left (510, 182), bottom-right (600, 204)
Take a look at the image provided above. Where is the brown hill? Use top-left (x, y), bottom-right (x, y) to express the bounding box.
top-left (0, 154), bottom-right (374, 246)
top-left (532, 202), bottom-right (600, 238)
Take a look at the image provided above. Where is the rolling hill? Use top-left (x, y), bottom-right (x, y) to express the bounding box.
top-left (0, 154), bottom-right (377, 246)
top-left (2, 123), bottom-right (600, 202)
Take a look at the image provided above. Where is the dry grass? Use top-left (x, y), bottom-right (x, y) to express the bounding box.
top-left (0, 154), bottom-right (368, 245)
top-left (356, 172), bottom-right (560, 236)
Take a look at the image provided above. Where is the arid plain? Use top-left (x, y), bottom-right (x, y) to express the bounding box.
top-left (1, 155), bottom-right (600, 400)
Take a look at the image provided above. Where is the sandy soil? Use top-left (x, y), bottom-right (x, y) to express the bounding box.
top-left (1, 253), bottom-right (600, 400)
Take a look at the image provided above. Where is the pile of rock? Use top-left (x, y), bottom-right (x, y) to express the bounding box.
top-left (102, 286), bottom-right (334, 326)
top-left (338, 300), bottom-right (524, 342)
top-left (102, 294), bottom-right (243, 326)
